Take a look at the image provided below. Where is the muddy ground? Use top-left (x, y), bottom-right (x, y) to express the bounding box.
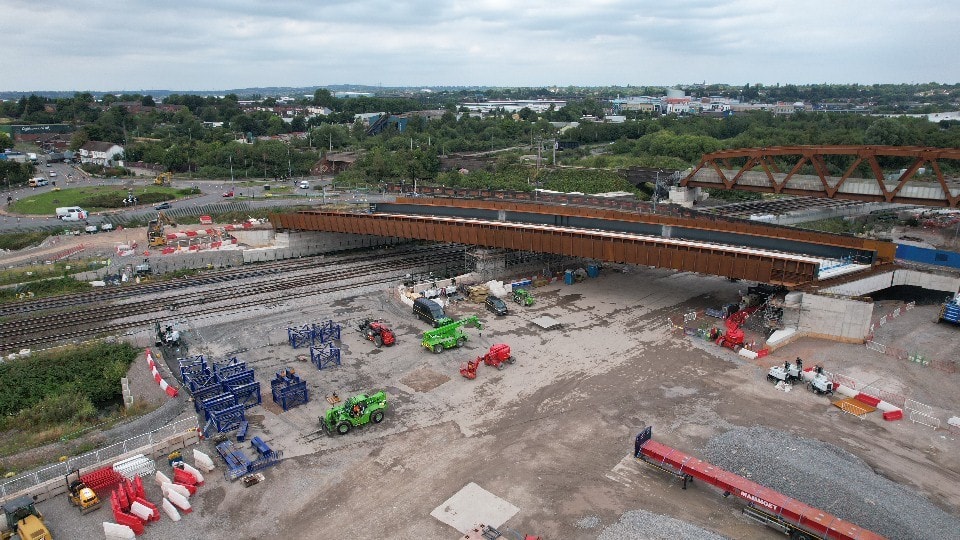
top-left (29, 266), bottom-right (960, 539)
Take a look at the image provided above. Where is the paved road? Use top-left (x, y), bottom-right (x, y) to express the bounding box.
top-left (0, 171), bottom-right (386, 232)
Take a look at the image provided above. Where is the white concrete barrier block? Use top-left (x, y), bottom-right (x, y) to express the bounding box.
top-left (129, 501), bottom-right (152, 522)
top-left (162, 498), bottom-right (181, 522)
top-left (103, 522), bottom-right (136, 539)
top-left (155, 471), bottom-right (172, 486)
top-left (167, 490), bottom-right (192, 512)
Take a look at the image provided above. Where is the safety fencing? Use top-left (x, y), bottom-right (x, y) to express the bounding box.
top-left (50, 243), bottom-right (85, 261)
top-left (866, 301), bottom-right (915, 340)
top-left (0, 416), bottom-right (199, 500)
top-left (863, 340), bottom-right (958, 375)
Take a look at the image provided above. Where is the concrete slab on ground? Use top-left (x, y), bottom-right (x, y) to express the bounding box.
top-left (430, 482), bottom-right (520, 534)
top-left (530, 315), bottom-right (562, 330)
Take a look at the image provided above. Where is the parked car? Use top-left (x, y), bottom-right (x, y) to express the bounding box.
top-left (222, 190), bottom-right (234, 197)
top-left (49, 172), bottom-right (57, 177)
top-left (84, 223), bottom-right (98, 234)
top-left (155, 202), bottom-right (172, 210)
top-left (485, 295), bottom-right (509, 316)
top-left (100, 222), bottom-right (114, 231)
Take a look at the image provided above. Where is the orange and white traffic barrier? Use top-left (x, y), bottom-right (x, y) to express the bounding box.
top-left (146, 349), bottom-right (179, 397)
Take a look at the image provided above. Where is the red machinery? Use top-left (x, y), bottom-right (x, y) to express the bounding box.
top-left (460, 343), bottom-right (514, 379)
top-left (634, 427), bottom-right (886, 540)
top-left (715, 307), bottom-right (758, 351)
top-left (359, 319), bottom-right (395, 347)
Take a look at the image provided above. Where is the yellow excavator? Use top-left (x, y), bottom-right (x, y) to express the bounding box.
top-left (154, 172), bottom-right (173, 186)
top-left (147, 211), bottom-right (177, 247)
top-left (1, 496), bottom-right (52, 539)
top-left (66, 469), bottom-right (101, 514)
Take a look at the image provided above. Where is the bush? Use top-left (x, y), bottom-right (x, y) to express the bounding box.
top-left (0, 276), bottom-right (91, 303)
top-left (0, 342), bottom-right (139, 417)
top-left (0, 231), bottom-right (49, 251)
top-left (13, 392), bottom-right (98, 429)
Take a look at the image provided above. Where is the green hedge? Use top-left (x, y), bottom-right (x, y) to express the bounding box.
top-left (0, 342), bottom-right (139, 421)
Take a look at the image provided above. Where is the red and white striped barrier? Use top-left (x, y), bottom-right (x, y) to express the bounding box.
top-left (146, 349), bottom-right (179, 398)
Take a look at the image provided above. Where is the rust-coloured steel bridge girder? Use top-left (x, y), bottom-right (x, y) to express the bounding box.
top-left (681, 145), bottom-right (960, 208)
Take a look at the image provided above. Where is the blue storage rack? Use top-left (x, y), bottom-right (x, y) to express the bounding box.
top-left (271, 371), bottom-right (309, 411)
top-left (310, 342), bottom-right (342, 370)
top-left (313, 320), bottom-right (341, 344)
top-left (204, 404), bottom-right (246, 436)
top-left (192, 383), bottom-right (224, 413)
top-left (287, 324), bottom-right (314, 348)
top-left (216, 440), bottom-right (283, 482)
top-left (231, 382), bottom-right (262, 409)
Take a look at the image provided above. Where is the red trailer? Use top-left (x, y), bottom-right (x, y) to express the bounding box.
top-left (634, 427), bottom-right (887, 540)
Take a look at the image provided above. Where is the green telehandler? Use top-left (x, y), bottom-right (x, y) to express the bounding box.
top-left (513, 288), bottom-right (535, 306)
top-left (421, 315), bottom-right (482, 354)
top-left (321, 391), bottom-right (388, 435)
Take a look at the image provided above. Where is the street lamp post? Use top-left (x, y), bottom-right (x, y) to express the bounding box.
top-left (652, 169), bottom-right (663, 213)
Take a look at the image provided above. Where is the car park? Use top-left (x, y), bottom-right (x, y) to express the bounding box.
top-left (155, 202), bottom-right (172, 210)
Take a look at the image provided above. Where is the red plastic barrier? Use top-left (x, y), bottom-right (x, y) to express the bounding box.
top-left (81, 467), bottom-right (123, 491)
top-left (134, 497), bottom-right (160, 521)
top-left (855, 393), bottom-right (881, 407)
top-left (115, 511), bottom-right (145, 535)
top-left (125, 480), bottom-right (138, 507)
top-left (174, 481), bottom-right (198, 495)
top-left (173, 468), bottom-right (198, 486)
top-left (883, 409), bottom-right (904, 421)
top-left (756, 348), bottom-right (770, 358)
top-left (115, 483), bottom-right (130, 511)
top-left (134, 476), bottom-right (146, 499)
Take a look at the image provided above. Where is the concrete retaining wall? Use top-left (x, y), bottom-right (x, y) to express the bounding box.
top-left (2, 430), bottom-right (200, 505)
top-left (797, 293), bottom-right (874, 343)
top-left (823, 269), bottom-right (960, 296)
top-left (242, 232), bottom-right (401, 263)
top-left (891, 268), bottom-right (960, 292)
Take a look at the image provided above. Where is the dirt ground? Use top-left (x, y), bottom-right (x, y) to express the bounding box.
top-left (28, 266), bottom-right (960, 540)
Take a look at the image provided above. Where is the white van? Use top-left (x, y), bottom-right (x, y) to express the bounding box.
top-left (56, 207), bottom-right (87, 221)
top-left (298, 180), bottom-right (310, 189)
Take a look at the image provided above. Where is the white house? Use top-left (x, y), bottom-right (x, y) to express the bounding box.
top-left (79, 141), bottom-right (124, 166)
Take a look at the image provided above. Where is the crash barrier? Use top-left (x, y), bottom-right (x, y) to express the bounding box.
top-left (0, 416), bottom-right (199, 501)
top-left (287, 320), bottom-right (342, 349)
top-left (146, 349), bottom-right (179, 397)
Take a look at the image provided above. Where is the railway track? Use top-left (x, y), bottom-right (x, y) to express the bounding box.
top-left (0, 243), bottom-right (461, 318)
top-left (1, 246), bottom-right (467, 353)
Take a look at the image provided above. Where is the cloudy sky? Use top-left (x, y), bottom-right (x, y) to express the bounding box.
top-left (3, 0), bottom-right (958, 92)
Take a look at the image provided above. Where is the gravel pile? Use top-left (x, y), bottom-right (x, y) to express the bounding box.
top-left (598, 509), bottom-right (727, 540)
top-left (702, 426), bottom-right (960, 540)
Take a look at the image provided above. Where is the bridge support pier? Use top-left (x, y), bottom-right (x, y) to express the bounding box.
top-left (468, 249), bottom-right (507, 280)
top-left (668, 186), bottom-right (706, 208)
